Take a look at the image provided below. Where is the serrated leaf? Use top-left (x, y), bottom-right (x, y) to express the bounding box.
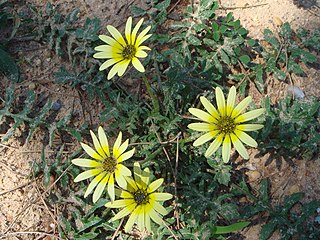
top-left (260, 222), bottom-right (277, 240)
top-left (283, 192), bottom-right (304, 211)
top-left (130, 5), bottom-right (146, 17)
top-left (219, 203), bottom-right (240, 220)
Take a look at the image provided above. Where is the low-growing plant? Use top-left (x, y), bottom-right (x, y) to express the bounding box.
top-left (1, 0), bottom-right (320, 239)
top-left (236, 179), bottom-right (320, 240)
top-left (257, 96), bottom-right (320, 168)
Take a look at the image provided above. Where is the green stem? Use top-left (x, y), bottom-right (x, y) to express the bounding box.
top-left (142, 74), bottom-right (160, 113)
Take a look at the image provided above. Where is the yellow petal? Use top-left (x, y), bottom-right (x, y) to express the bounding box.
top-left (108, 174), bottom-right (115, 202)
top-left (125, 17), bottom-right (132, 44)
top-left (125, 176), bottom-right (139, 191)
top-left (148, 178), bottom-right (164, 193)
top-left (117, 59), bottom-right (131, 77)
top-left (234, 129), bottom-right (258, 147)
top-left (200, 96), bottom-right (220, 120)
top-left (235, 108), bottom-right (265, 123)
top-left (134, 162), bottom-right (150, 187)
top-left (151, 192), bottom-right (172, 201)
top-left (230, 133), bottom-right (249, 159)
top-left (188, 108), bottom-right (216, 123)
top-left (99, 35), bottom-right (116, 45)
top-left (93, 52), bottom-right (113, 59)
top-left (231, 96), bottom-right (252, 118)
top-left (132, 57), bottom-right (145, 72)
top-left (136, 26), bottom-right (151, 46)
top-left (153, 201), bottom-right (168, 215)
top-left (106, 199), bottom-right (135, 208)
top-left (137, 206), bottom-right (145, 231)
top-left (113, 132), bottom-right (122, 151)
top-left (138, 46), bottom-right (151, 51)
top-left (215, 87), bottom-right (226, 116)
top-left (98, 126), bottom-right (110, 157)
top-left (205, 134), bottom-right (223, 157)
top-left (149, 208), bottom-right (163, 225)
top-left (188, 122), bottom-right (217, 132)
top-left (222, 134), bottom-right (231, 163)
top-left (119, 148), bottom-right (135, 162)
top-left (81, 142), bottom-right (104, 161)
top-left (117, 139), bottom-right (129, 159)
top-left (112, 203), bottom-right (137, 221)
top-left (107, 63), bottom-right (120, 80)
top-left (72, 158), bottom-right (103, 168)
top-left (84, 172), bottom-right (106, 197)
top-left (236, 124), bottom-right (264, 131)
top-left (107, 25), bottom-right (126, 46)
top-left (226, 86), bottom-right (236, 116)
top-left (93, 174), bottom-right (110, 203)
top-left (118, 164), bottom-right (132, 176)
top-left (145, 214), bottom-right (151, 233)
top-left (90, 130), bottom-right (107, 158)
top-left (193, 131), bottom-right (218, 146)
top-left (136, 34), bottom-right (152, 47)
top-left (124, 205), bottom-right (140, 232)
top-left (94, 45), bottom-right (113, 52)
top-left (115, 172), bottom-right (127, 189)
top-left (99, 59), bottom-right (117, 71)
top-left (135, 49), bottom-right (148, 58)
top-left (119, 189), bottom-right (134, 199)
top-left (74, 168), bottom-right (103, 182)
top-left (131, 18), bottom-right (144, 44)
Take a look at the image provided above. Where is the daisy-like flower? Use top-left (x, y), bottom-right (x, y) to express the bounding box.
top-left (93, 16), bottom-right (152, 80)
top-left (72, 127), bottom-right (135, 203)
top-left (106, 162), bottom-right (172, 233)
top-left (188, 86), bottom-right (265, 163)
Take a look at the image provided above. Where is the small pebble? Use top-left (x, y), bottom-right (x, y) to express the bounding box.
top-left (273, 16), bottom-right (283, 26)
top-left (52, 101), bottom-right (62, 111)
top-left (287, 85), bottom-right (305, 99)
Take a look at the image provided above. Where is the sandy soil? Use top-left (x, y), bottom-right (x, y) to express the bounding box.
top-left (0, 0), bottom-right (319, 239)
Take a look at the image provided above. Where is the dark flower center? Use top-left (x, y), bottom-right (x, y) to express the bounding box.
top-left (217, 116), bottom-right (236, 134)
top-left (102, 156), bottom-right (117, 173)
top-left (122, 45), bottom-right (136, 59)
top-left (134, 189), bottom-right (149, 205)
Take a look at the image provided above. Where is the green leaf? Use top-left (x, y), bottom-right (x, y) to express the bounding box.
top-left (187, 34), bottom-right (202, 46)
top-left (0, 48), bottom-right (20, 82)
top-left (130, 5), bottom-right (146, 17)
top-left (219, 203), bottom-right (240, 220)
top-left (247, 39), bottom-right (256, 47)
top-left (238, 27), bottom-right (247, 36)
top-left (239, 55), bottom-right (251, 64)
top-left (260, 223), bottom-right (277, 240)
top-left (214, 222), bottom-right (250, 234)
top-left (220, 49), bottom-right (230, 64)
top-left (271, 67), bottom-right (286, 81)
top-left (283, 192), bottom-right (304, 210)
top-left (259, 179), bottom-right (269, 202)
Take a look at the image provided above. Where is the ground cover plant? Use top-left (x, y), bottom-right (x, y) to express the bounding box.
top-left (0, 0), bottom-right (320, 239)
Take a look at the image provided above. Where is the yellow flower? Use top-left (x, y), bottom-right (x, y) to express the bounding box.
top-left (72, 127), bottom-right (135, 203)
top-left (188, 86), bottom-right (265, 163)
top-left (93, 16), bottom-right (152, 80)
top-left (106, 162), bottom-right (172, 233)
